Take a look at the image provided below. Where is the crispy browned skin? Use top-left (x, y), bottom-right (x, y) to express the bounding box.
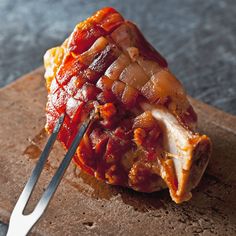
top-left (44, 7), bottom-right (211, 203)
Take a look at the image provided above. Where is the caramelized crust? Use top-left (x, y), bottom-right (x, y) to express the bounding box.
top-left (44, 7), bottom-right (211, 203)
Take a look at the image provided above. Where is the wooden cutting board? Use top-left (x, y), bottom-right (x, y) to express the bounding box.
top-left (0, 67), bottom-right (235, 236)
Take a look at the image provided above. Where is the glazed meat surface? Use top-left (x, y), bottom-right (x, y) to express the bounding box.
top-left (44, 7), bottom-right (211, 203)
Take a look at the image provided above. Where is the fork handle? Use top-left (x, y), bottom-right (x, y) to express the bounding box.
top-left (7, 214), bottom-right (35, 236)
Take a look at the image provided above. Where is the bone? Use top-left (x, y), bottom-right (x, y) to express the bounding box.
top-left (141, 102), bottom-right (211, 203)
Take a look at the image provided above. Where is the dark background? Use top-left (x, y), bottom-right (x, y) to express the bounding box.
top-left (0, 0), bottom-right (235, 234)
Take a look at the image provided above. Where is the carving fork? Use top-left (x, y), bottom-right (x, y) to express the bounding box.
top-left (7, 112), bottom-right (94, 236)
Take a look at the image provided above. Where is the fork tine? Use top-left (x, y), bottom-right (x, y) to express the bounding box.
top-left (7, 112), bottom-right (94, 236)
top-left (13, 114), bottom-right (65, 213)
top-left (32, 112), bottom-right (93, 220)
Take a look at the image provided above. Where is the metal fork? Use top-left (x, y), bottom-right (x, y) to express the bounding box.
top-left (7, 112), bottom-right (94, 236)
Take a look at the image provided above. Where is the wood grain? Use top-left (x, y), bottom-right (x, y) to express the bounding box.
top-left (0, 68), bottom-right (235, 235)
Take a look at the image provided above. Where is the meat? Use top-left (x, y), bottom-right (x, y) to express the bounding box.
top-left (44, 7), bottom-right (211, 203)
